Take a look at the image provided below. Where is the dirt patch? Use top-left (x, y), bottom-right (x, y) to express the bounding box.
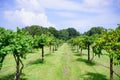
top-left (63, 66), bottom-right (70, 76)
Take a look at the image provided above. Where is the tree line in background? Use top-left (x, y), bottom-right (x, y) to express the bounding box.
top-left (22, 25), bottom-right (107, 41)
top-left (0, 24), bottom-right (120, 80)
top-left (22, 25), bottom-right (80, 40)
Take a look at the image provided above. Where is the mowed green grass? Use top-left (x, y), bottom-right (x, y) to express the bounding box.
top-left (0, 43), bottom-right (120, 80)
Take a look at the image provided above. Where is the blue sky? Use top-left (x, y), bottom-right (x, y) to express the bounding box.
top-left (0, 0), bottom-right (120, 33)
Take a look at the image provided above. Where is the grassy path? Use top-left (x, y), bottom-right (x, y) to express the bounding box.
top-left (0, 43), bottom-right (120, 80)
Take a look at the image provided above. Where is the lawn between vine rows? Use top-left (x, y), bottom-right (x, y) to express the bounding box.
top-left (0, 43), bottom-right (120, 80)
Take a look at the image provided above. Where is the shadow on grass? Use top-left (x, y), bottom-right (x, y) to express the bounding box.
top-left (74, 53), bottom-right (87, 57)
top-left (45, 53), bottom-right (53, 57)
top-left (76, 58), bottom-right (97, 66)
top-left (102, 53), bottom-right (109, 56)
top-left (0, 73), bottom-right (27, 80)
top-left (28, 58), bottom-right (44, 65)
top-left (74, 53), bottom-right (82, 56)
top-left (81, 72), bottom-right (108, 80)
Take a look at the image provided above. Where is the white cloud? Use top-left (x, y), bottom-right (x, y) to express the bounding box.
top-left (39, 0), bottom-right (80, 11)
top-left (16, 0), bottom-right (44, 13)
top-left (39, 0), bottom-right (114, 13)
top-left (4, 9), bottom-right (54, 27)
top-left (39, 0), bottom-right (119, 32)
top-left (83, 0), bottom-right (111, 7)
top-left (61, 12), bottom-right (120, 33)
top-left (80, 0), bottom-right (112, 13)
top-left (3, 0), bottom-right (55, 29)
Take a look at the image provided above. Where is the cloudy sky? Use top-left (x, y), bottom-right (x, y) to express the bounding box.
top-left (0, 0), bottom-right (120, 33)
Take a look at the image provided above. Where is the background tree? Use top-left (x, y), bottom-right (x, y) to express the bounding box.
top-left (83, 36), bottom-right (94, 62)
top-left (116, 24), bottom-right (120, 30)
top-left (33, 34), bottom-right (47, 62)
top-left (78, 36), bottom-right (86, 54)
top-left (68, 37), bottom-right (79, 52)
top-left (46, 36), bottom-right (56, 53)
top-left (68, 37), bottom-right (82, 53)
top-left (51, 38), bottom-right (60, 52)
top-left (58, 29), bottom-right (69, 40)
top-left (23, 25), bottom-right (42, 36)
top-left (23, 25), bottom-right (80, 41)
top-left (22, 25), bottom-right (50, 36)
top-left (48, 27), bottom-right (59, 38)
top-left (84, 27), bottom-right (106, 36)
top-left (67, 28), bottom-right (80, 39)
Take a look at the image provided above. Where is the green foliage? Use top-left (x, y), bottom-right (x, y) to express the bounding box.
top-left (83, 36), bottom-right (94, 46)
top-left (92, 27), bottom-right (120, 65)
top-left (46, 36), bottom-right (55, 46)
top-left (67, 28), bottom-right (80, 39)
top-left (84, 27), bottom-right (106, 36)
top-left (23, 25), bottom-right (80, 40)
top-left (12, 28), bottom-right (33, 58)
top-left (0, 30), bottom-right (13, 55)
top-left (92, 43), bottom-right (102, 57)
top-left (116, 24), bottom-right (120, 31)
top-left (0, 28), bottom-right (13, 70)
top-left (23, 25), bottom-right (50, 36)
top-left (59, 28), bottom-right (80, 40)
top-left (72, 37), bottom-right (80, 46)
top-left (58, 29), bottom-right (69, 40)
top-left (33, 34), bottom-right (47, 48)
top-left (91, 32), bottom-right (106, 57)
top-left (0, 27), bottom-right (33, 70)
top-left (78, 36), bottom-right (86, 49)
top-left (103, 29), bottom-right (120, 65)
top-left (48, 27), bottom-right (59, 38)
